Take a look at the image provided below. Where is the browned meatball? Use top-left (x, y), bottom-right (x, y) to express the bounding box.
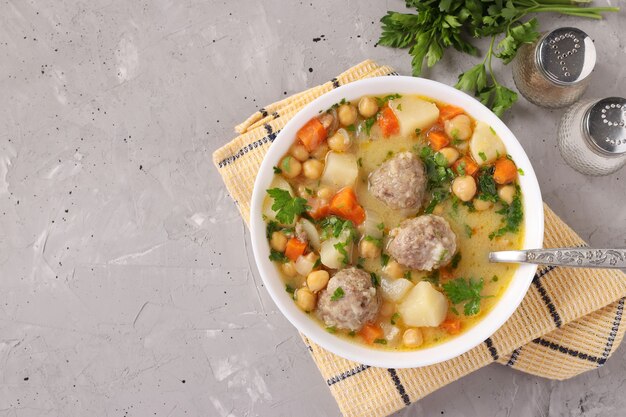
top-left (387, 215), bottom-right (457, 271)
top-left (368, 152), bottom-right (426, 210)
top-left (316, 268), bottom-right (379, 331)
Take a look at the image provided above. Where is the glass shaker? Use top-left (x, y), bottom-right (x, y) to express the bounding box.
top-left (512, 27), bottom-right (596, 108)
top-left (557, 97), bottom-right (626, 176)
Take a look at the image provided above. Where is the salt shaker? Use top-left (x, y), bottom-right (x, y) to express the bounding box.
top-left (557, 97), bottom-right (626, 176)
top-left (512, 27), bottom-right (596, 108)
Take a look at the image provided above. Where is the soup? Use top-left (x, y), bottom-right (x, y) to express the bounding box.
top-left (262, 93), bottom-right (524, 350)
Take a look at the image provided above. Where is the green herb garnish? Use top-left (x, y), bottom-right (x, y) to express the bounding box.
top-left (477, 167), bottom-right (498, 202)
top-left (373, 338), bottom-right (387, 345)
top-left (364, 235), bottom-right (383, 248)
top-left (319, 216), bottom-right (357, 241)
top-left (464, 224), bottom-right (473, 238)
top-left (326, 326), bottom-right (337, 333)
top-left (375, 93), bottom-right (401, 107)
top-left (370, 272), bottom-right (380, 287)
top-left (478, 151), bottom-right (487, 162)
top-left (390, 313), bottom-right (400, 325)
top-left (450, 252), bottom-right (462, 269)
top-left (273, 166), bottom-right (282, 174)
top-left (381, 253), bottom-right (390, 267)
top-left (443, 277), bottom-right (489, 316)
top-left (490, 190), bottom-right (523, 239)
top-left (419, 145), bottom-right (455, 213)
top-left (266, 188), bottom-right (309, 224)
top-left (364, 117), bottom-right (377, 136)
top-left (270, 250), bottom-right (288, 263)
top-left (331, 287), bottom-right (345, 301)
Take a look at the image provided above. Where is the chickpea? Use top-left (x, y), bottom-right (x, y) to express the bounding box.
top-left (301, 160), bottom-right (322, 180)
top-left (281, 261), bottom-right (298, 277)
top-left (473, 198), bottom-right (493, 211)
top-left (438, 147), bottom-right (460, 166)
top-left (318, 113), bottom-right (334, 130)
top-left (444, 114), bottom-right (472, 141)
top-left (359, 239), bottom-right (381, 259)
top-left (379, 302), bottom-right (395, 318)
top-left (289, 144), bottom-right (309, 162)
top-left (317, 186), bottom-right (334, 200)
top-left (279, 156), bottom-right (302, 179)
top-left (337, 104), bottom-right (358, 126)
top-left (270, 231), bottom-right (287, 252)
top-left (498, 185), bottom-right (516, 205)
top-left (327, 129), bottom-right (352, 152)
top-left (311, 143), bottom-right (329, 160)
top-left (295, 287), bottom-right (317, 312)
top-left (306, 270), bottom-right (330, 293)
top-left (452, 175), bottom-right (477, 202)
top-left (384, 260), bottom-right (405, 279)
top-left (358, 96), bottom-right (379, 118)
top-left (402, 328), bottom-right (423, 347)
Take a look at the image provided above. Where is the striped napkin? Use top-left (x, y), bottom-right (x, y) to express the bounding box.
top-left (212, 60), bottom-right (626, 417)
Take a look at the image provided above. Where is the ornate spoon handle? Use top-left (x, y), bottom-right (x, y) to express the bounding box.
top-left (489, 248), bottom-right (626, 269)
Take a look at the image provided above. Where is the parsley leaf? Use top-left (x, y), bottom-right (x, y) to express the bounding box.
top-left (419, 146), bottom-right (455, 213)
top-left (495, 18), bottom-right (540, 64)
top-left (373, 338), bottom-right (387, 345)
top-left (364, 117), bottom-right (376, 136)
top-left (370, 272), bottom-right (380, 287)
top-left (266, 188), bottom-right (309, 225)
top-left (376, 93), bottom-right (402, 107)
top-left (390, 313), bottom-right (400, 325)
top-left (490, 190), bottom-right (523, 239)
top-left (330, 287), bottom-right (345, 301)
top-left (476, 168), bottom-right (498, 202)
top-left (381, 253), bottom-right (390, 267)
top-left (273, 166), bottom-right (282, 174)
top-left (269, 250), bottom-right (288, 263)
top-left (443, 277), bottom-right (488, 316)
top-left (364, 235), bottom-right (383, 248)
top-left (319, 216), bottom-right (357, 241)
top-left (450, 252), bottom-right (462, 269)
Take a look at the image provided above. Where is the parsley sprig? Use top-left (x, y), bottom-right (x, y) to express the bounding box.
top-left (443, 277), bottom-right (489, 316)
top-left (378, 1), bottom-right (618, 116)
top-left (418, 145), bottom-right (455, 213)
top-left (266, 188), bottom-right (309, 225)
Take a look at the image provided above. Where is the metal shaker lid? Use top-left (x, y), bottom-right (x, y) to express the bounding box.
top-left (536, 27), bottom-right (596, 85)
top-left (584, 97), bottom-right (626, 155)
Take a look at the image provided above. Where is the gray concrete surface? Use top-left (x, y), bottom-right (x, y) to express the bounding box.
top-left (1, 0), bottom-right (625, 416)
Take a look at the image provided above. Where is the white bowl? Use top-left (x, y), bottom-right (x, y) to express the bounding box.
top-left (250, 76), bottom-right (544, 368)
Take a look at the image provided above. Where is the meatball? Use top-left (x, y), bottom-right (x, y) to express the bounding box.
top-left (369, 152), bottom-right (427, 210)
top-left (387, 215), bottom-right (457, 271)
top-left (316, 268), bottom-right (379, 331)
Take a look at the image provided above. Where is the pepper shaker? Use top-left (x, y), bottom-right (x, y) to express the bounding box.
top-left (512, 27), bottom-right (596, 108)
top-left (557, 97), bottom-right (626, 176)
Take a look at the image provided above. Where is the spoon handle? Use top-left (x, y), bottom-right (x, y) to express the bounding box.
top-left (489, 248), bottom-right (626, 269)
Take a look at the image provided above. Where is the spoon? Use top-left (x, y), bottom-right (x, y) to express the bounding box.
top-left (489, 248), bottom-right (626, 269)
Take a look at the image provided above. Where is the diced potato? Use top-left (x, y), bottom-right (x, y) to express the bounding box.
top-left (262, 176), bottom-right (295, 225)
top-left (320, 152), bottom-right (359, 189)
top-left (388, 97), bottom-right (440, 137)
top-left (320, 231), bottom-right (353, 269)
top-left (470, 121), bottom-right (506, 166)
top-left (299, 219), bottom-right (321, 251)
top-left (380, 322), bottom-right (401, 344)
top-left (380, 277), bottom-right (414, 302)
top-left (398, 281), bottom-right (448, 327)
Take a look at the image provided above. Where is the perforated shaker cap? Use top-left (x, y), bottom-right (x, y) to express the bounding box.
top-left (584, 97), bottom-right (626, 155)
top-left (536, 27), bottom-right (596, 85)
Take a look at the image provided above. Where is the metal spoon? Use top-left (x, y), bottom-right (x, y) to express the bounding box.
top-left (489, 248), bottom-right (626, 269)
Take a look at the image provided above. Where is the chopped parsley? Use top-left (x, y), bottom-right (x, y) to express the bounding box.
top-left (280, 156), bottom-right (291, 172)
top-left (489, 190), bottom-right (523, 239)
top-left (403, 270), bottom-right (412, 281)
top-left (375, 93), bottom-right (401, 107)
top-left (285, 284), bottom-right (295, 295)
top-left (269, 250), bottom-right (288, 263)
top-left (266, 188), bottom-right (309, 224)
top-left (478, 151), bottom-right (487, 161)
top-left (517, 168), bottom-right (525, 176)
top-left (376, 222), bottom-right (385, 231)
top-left (443, 277), bottom-right (489, 316)
top-left (326, 326), bottom-right (337, 333)
top-left (347, 124), bottom-right (356, 132)
top-left (424, 270), bottom-right (439, 285)
top-left (464, 224), bottom-right (473, 238)
top-left (330, 287), bottom-right (345, 301)
top-left (348, 330), bottom-right (356, 337)
top-left (364, 117), bottom-right (377, 135)
top-left (273, 166), bottom-right (282, 174)
top-left (415, 128), bottom-right (421, 136)
top-left (373, 338), bottom-right (388, 345)
top-left (397, 103), bottom-right (403, 111)
top-left (419, 146), bottom-right (455, 214)
top-left (450, 252), bottom-right (462, 269)
top-left (491, 275), bottom-right (499, 282)
top-left (266, 220), bottom-right (281, 239)
top-left (390, 313), bottom-right (400, 325)
top-left (364, 235), bottom-right (383, 248)
top-left (370, 272), bottom-right (380, 287)
top-left (319, 216), bottom-right (357, 241)
top-left (476, 167), bottom-right (498, 202)
top-left (333, 241), bottom-right (350, 265)
top-left (381, 253), bottom-right (390, 267)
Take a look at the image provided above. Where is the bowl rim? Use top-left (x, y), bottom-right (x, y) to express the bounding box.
top-left (249, 76), bottom-right (544, 368)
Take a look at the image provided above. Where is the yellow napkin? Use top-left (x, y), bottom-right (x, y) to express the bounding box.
top-left (213, 60), bottom-right (626, 417)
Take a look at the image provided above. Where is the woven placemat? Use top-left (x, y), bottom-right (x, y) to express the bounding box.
top-left (213, 60), bottom-right (626, 417)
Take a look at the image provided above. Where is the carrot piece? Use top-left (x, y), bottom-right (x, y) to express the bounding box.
top-left (427, 130), bottom-right (450, 151)
top-left (452, 156), bottom-right (479, 176)
top-left (285, 238), bottom-right (307, 261)
top-left (438, 105), bottom-right (465, 123)
top-left (358, 323), bottom-right (384, 344)
top-left (297, 118), bottom-right (327, 152)
top-left (441, 317), bottom-right (462, 335)
top-left (378, 106), bottom-right (400, 137)
top-left (493, 158), bottom-right (518, 185)
top-left (329, 187), bottom-right (366, 225)
top-left (307, 198), bottom-right (330, 220)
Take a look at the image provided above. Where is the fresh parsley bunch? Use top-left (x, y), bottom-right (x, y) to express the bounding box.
top-left (379, 0), bottom-right (619, 116)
